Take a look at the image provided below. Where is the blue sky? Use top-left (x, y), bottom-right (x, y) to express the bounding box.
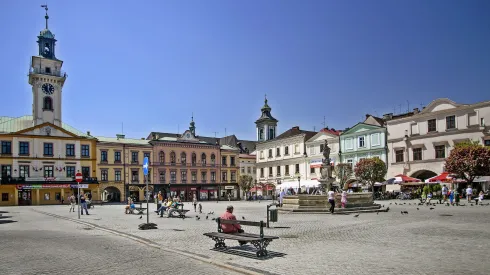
top-left (2, 1), bottom-right (490, 141)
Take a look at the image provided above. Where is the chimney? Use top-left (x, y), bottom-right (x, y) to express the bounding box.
top-left (86, 131), bottom-right (91, 136)
top-left (116, 134), bottom-right (125, 139)
top-left (365, 114), bottom-right (370, 119)
top-left (383, 113), bottom-right (393, 121)
top-left (413, 108), bottom-right (419, 114)
top-left (292, 126), bottom-right (300, 130)
top-left (141, 138), bottom-right (145, 140)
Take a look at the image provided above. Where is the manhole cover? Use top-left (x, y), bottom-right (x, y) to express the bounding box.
top-left (280, 235), bottom-right (298, 238)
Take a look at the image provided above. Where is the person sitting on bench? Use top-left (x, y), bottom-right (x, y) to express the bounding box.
top-left (220, 205), bottom-right (247, 245)
top-left (158, 198), bottom-right (171, 217)
top-left (125, 197), bottom-right (133, 214)
top-left (167, 198), bottom-right (183, 217)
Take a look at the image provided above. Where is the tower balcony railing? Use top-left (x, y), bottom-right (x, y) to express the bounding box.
top-left (29, 67), bottom-right (67, 78)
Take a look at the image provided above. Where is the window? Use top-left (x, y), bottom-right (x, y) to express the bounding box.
top-left (371, 134), bottom-right (380, 146)
top-left (269, 167), bottom-right (273, 176)
top-left (310, 167), bottom-right (315, 174)
top-left (347, 159), bottom-right (353, 168)
top-left (1, 141), bottom-right (12, 154)
top-left (435, 145), bottom-right (445, 159)
top-left (19, 142), bottom-right (29, 155)
top-left (2, 193), bottom-right (8, 202)
top-left (276, 148), bottom-right (281, 156)
top-left (201, 171), bottom-right (207, 182)
top-left (66, 166), bottom-right (75, 178)
top-left (231, 171), bottom-right (236, 181)
top-left (131, 152), bottom-right (138, 163)
top-left (269, 128), bottom-right (274, 140)
top-left (230, 156), bottom-right (235, 166)
top-left (211, 154), bottom-right (216, 164)
top-left (428, 119), bottom-right (437, 132)
top-left (66, 144), bottom-right (75, 157)
top-left (170, 171), bottom-right (176, 182)
top-left (247, 167), bottom-right (251, 174)
top-left (345, 138), bottom-right (353, 149)
top-left (43, 97), bottom-right (53, 110)
top-left (170, 152), bottom-right (176, 164)
top-left (260, 168), bottom-right (264, 177)
top-left (358, 136), bottom-right (365, 148)
top-left (101, 151), bottom-right (108, 162)
top-left (191, 171), bottom-right (197, 182)
top-left (45, 67), bottom-right (51, 73)
top-left (395, 150), bottom-right (404, 163)
top-left (222, 172), bottom-right (227, 182)
top-left (295, 164), bottom-right (300, 173)
top-left (132, 170), bottom-right (139, 182)
top-left (1, 165), bottom-right (11, 177)
top-left (211, 171), bottom-right (216, 181)
top-left (114, 151), bottom-right (121, 162)
top-left (481, 118), bottom-right (485, 127)
top-left (44, 166), bottom-right (54, 177)
top-left (115, 171), bottom-right (122, 182)
top-left (158, 171), bottom-right (166, 183)
top-left (82, 167), bottom-right (90, 178)
top-left (309, 146), bottom-right (315, 155)
top-left (81, 145), bottom-right (90, 157)
top-left (413, 148), bottom-right (422, 161)
top-left (276, 166), bottom-right (281, 176)
top-left (285, 165), bottom-right (290, 175)
top-left (241, 167), bottom-right (245, 174)
top-left (294, 144), bottom-right (300, 154)
top-left (181, 170), bottom-right (187, 182)
top-left (446, 115), bottom-right (456, 130)
top-left (144, 152), bottom-right (151, 163)
top-left (43, 143), bottom-right (53, 156)
top-left (284, 146), bottom-right (289, 155)
top-left (268, 149), bottom-right (273, 158)
top-left (222, 156), bottom-right (227, 166)
top-left (484, 140), bottom-right (490, 147)
top-left (260, 151), bottom-right (264, 159)
top-left (101, 170), bottom-right (108, 181)
top-left (19, 165), bottom-right (29, 178)
top-left (192, 153), bottom-right (197, 165)
top-left (320, 143), bottom-right (325, 153)
top-left (181, 152), bottom-right (186, 164)
top-left (159, 151), bottom-right (165, 163)
top-left (259, 129), bottom-right (264, 140)
top-left (201, 153), bottom-right (206, 164)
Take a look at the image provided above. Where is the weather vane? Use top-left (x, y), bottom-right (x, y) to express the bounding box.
top-left (41, 4), bottom-right (49, 29)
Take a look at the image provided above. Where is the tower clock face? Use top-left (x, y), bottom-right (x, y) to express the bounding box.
top-left (42, 83), bottom-right (54, 95)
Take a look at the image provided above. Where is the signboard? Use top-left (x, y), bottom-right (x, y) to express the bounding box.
top-left (16, 184), bottom-right (89, 190)
top-left (75, 172), bottom-right (83, 183)
top-left (224, 186), bottom-right (235, 190)
top-left (310, 159), bottom-right (322, 168)
top-left (143, 157), bottom-right (149, 176)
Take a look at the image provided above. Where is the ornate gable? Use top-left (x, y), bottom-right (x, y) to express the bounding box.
top-left (421, 98), bottom-right (462, 114)
top-left (177, 130), bottom-right (200, 142)
top-left (16, 122), bottom-right (78, 138)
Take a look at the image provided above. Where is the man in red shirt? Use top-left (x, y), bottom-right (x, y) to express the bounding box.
top-left (220, 205), bottom-right (246, 245)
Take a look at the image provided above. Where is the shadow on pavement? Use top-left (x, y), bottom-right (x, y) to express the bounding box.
top-left (212, 245), bottom-right (287, 260)
top-left (0, 220), bottom-right (17, 224)
top-left (0, 216), bottom-right (13, 219)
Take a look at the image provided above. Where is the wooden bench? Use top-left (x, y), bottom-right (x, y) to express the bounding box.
top-left (167, 204), bottom-right (190, 218)
top-left (203, 218), bottom-right (279, 257)
top-left (131, 207), bottom-right (147, 215)
top-left (87, 200), bottom-right (106, 209)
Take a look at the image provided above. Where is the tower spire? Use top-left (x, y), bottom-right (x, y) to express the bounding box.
top-left (41, 4), bottom-right (49, 29)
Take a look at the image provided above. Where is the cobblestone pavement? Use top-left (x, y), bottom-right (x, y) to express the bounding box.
top-left (0, 208), bottom-right (240, 275)
top-left (2, 199), bottom-right (490, 275)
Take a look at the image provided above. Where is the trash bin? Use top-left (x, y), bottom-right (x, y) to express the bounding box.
top-left (269, 209), bottom-right (278, 222)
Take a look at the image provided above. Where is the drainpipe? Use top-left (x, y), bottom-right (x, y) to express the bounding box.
top-left (123, 143), bottom-right (127, 203)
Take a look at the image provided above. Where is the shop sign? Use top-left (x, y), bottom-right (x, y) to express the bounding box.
top-left (201, 186), bottom-right (217, 190)
top-left (190, 188), bottom-right (197, 190)
top-left (16, 184), bottom-right (88, 190)
top-left (224, 186), bottom-right (235, 190)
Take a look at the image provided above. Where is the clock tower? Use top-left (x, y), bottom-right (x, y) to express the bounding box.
top-left (28, 5), bottom-right (66, 127)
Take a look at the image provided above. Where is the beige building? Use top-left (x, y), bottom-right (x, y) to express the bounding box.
top-left (386, 98), bottom-right (490, 181)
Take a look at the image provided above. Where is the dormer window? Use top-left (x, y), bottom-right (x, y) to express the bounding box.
top-left (43, 97), bottom-right (53, 111)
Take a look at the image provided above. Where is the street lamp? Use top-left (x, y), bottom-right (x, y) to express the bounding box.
top-left (275, 179), bottom-right (281, 203)
top-left (295, 172), bottom-right (301, 194)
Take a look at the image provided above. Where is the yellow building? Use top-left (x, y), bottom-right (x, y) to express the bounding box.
top-left (0, 11), bottom-right (99, 206)
top-left (96, 135), bottom-right (152, 203)
top-left (219, 145), bottom-right (240, 199)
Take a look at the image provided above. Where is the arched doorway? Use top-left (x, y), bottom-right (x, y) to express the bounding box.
top-left (103, 186), bottom-right (121, 202)
top-left (410, 170), bottom-right (437, 182)
top-left (129, 186), bottom-right (141, 202)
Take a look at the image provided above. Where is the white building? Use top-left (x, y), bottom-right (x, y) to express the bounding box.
top-left (386, 98), bottom-right (490, 181)
top-left (239, 153), bottom-right (256, 198)
top-left (305, 128), bottom-right (341, 180)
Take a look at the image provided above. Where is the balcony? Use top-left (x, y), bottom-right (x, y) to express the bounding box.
top-left (0, 176), bottom-right (25, 184)
top-left (222, 179), bottom-right (228, 183)
top-left (170, 179), bottom-right (176, 184)
top-left (192, 180), bottom-right (197, 184)
top-left (29, 67), bottom-right (67, 78)
top-left (159, 180), bottom-right (166, 184)
top-left (191, 162), bottom-right (197, 167)
top-left (211, 180), bottom-right (216, 183)
top-left (230, 179), bottom-right (236, 183)
top-left (170, 162), bottom-right (176, 166)
top-left (182, 180), bottom-right (187, 184)
top-left (181, 162), bottom-right (187, 166)
top-left (202, 180), bottom-right (207, 183)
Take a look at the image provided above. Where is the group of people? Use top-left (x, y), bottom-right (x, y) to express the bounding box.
top-left (437, 185), bottom-right (485, 205)
top-left (68, 191), bottom-right (90, 215)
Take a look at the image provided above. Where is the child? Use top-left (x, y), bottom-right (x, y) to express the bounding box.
top-left (198, 202), bottom-right (202, 214)
top-left (448, 190), bottom-right (454, 205)
top-left (341, 191), bottom-right (347, 208)
top-left (479, 191), bottom-right (484, 204)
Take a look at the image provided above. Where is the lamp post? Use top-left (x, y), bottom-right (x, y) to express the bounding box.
top-left (275, 179), bottom-right (281, 203)
top-left (295, 172), bottom-right (301, 194)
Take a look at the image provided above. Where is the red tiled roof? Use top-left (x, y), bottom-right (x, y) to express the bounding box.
top-left (320, 128), bottom-right (342, 136)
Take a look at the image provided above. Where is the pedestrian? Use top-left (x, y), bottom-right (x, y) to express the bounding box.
top-left (328, 188), bottom-right (335, 213)
top-left (441, 185), bottom-right (448, 203)
top-left (466, 185), bottom-right (473, 202)
top-left (227, 193), bottom-right (231, 202)
top-left (449, 189), bottom-right (454, 205)
top-left (220, 205), bottom-right (246, 245)
top-left (69, 194), bottom-right (76, 212)
top-left (198, 202), bottom-right (202, 214)
top-left (156, 191), bottom-right (163, 213)
top-left (80, 192), bottom-right (89, 215)
top-left (341, 190), bottom-right (347, 208)
top-left (478, 191), bottom-right (484, 204)
top-left (454, 189), bottom-right (460, 205)
top-left (192, 194), bottom-right (198, 212)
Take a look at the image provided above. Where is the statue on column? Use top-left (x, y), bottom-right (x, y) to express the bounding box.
top-left (320, 139), bottom-right (334, 190)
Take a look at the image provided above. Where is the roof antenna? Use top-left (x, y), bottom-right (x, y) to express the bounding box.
top-left (225, 128), bottom-right (227, 137)
top-left (41, 4), bottom-right (49, 29)
top-left (212, 131), bottom-right (219, 138)
top-left (122, 122), bottom-right (124, 134)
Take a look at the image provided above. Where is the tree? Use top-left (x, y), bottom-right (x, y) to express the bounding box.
top-left (238, 175), bottom-right (254, 200)
top-left (445, 143), bottom-right (490, 184)
top-left (354, 158), bottom-right (387, 196)
top-left (334, 163), bottom-right (353, 190)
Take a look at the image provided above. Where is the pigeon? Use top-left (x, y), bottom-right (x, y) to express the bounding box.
top-left (386, 207), bottom-right (390, 212)
top-left (353, 213), bottom-right (359, 218)
top-left (430, 207), bottom-right (435, 210)
top-left (382, 205), bottom-right (385, 208)
top-left (196, 216), bottom-right (200, 220)
top-left (409, 203), bottom-right (411, 205)
top-left (390, 203), bottom-right (392, 205)
top-left (212, 218), bottom-right (216, 221)
top-left (242, 216), bottom-right (246, 220)
top-left (471, 204), bottom-right (474, 206)
top-left (206, 215), bottom-right (209, 220)
top-left (417, 208), bottom-right (419, 210)
top-left (139, 215), bottom-right (142, 219)
top-left (403, 211), bottom-right (408, 214)
top-left (377, 211), bottom-right (379, 215)
top-left (401, 211), bottom-right (404, 215)
top-left (395, 202), bottom-right (397, 205)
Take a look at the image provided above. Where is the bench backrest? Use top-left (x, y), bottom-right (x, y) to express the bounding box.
top-left (217, 218), bottom-right (264, 238)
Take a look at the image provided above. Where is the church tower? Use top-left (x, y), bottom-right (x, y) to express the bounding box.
top-left (28, 5), bottom-right (66, 127)
top-left (255, 96), bottom-right (278, 142)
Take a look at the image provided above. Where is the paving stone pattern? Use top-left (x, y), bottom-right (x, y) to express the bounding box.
top-left (2, 200), bottom-right (490, 275)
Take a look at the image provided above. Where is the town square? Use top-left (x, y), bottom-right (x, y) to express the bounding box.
top-left (1, 1), bottom-right (490, 275)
